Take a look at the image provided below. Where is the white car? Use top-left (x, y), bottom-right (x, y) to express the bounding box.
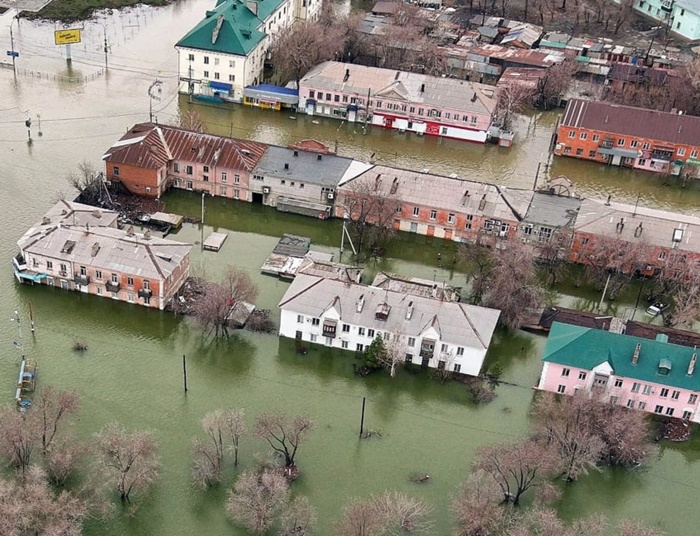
top-left (645, 303), bottom-right (668, 317)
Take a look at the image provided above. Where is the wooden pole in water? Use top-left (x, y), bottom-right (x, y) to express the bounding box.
top-left (359, 397), bottom-right (366, 439)
top-left (29, 301), bottom-right (35, 333)
top-left (182, 354), bottom-right (188, 393)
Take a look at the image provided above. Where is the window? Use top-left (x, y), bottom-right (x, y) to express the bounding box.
top-left (229, 75), bottom-right (235, 82)
top-left (441, 343), bottom-right (448, 352)
top-left (580, 132), bottom-right (587, 140)
top-left (630, 140), bottom-right (638, 148)
top-left (127, 277), bottom-right (134, 287)
top-left (631, 382), bottom-right (640, 393)
top-left (111, 273), bottom-right (118, 283)
top-left (564, 147), bottom-right (571, 155)
top-left (568, 130), bottom-right (575, 138)
top-left (358, 327), bottom-right (365, 336)
top-left (203, 70), bottom-right (209, 78)
top-left (683, 410), bottom-right (692, 420)
top-left (334, 94), bottom-right (340, 102)
top-left (253, 174), bottom-right (263, 181)
top-left (408, 337), bottom-right (415, 347)
top-left (95, 270), bottom-right (102, 280)
top-left (454, 364), bottom-right (462, 373)
top-left (643, 142), bottom-right (650, 150)
top-left (691, 150), bottom-right (698, 158)
top-left (672, 390), bottom-right (680, 400)
top-left (445, 113), bottom-right (451, 120)
top-left (638, 401), bottom-right (646, 410)
top-left (97, 287), bottom-right (103, 295)
top-left (367, 329), bottom-right (375, 338)
top-left (658, 251), bottom-right (667, 260)
top-left (203, 166), bottom-right (209, 173)
top-left (412, 207), bottom-right (420, 217)
top-left (297, 315), bottom-right (304, 323)
top-left (234, 175), bottom-right (240, 184)
top-left (405, 354), bottom-right (413, 363)
top-left (281, 180), bottom-right (286, 185)
top-left (188, 53), bottom-right (195, 61)
top-left (643, 385), bottom-right (652, 395)
top-left (300, 184), bottom-right (304, 189)
top-left (128, 293), bottom-right (135, 303)
top-left (614, 379), bottom-right (623, 388)
top-left (627, 399), bottom-right (635, 408)
top-left (579, 371), bottom-right (587, 380)
top-left (666, 407), bottom-right (675, 416)
top-left (678, 148), bottom-right (686, 156)
top-left (113, 166), bottom-right (120, 176)
top-left (203, 56), bottom-right (210, 64)
top-left (660, 388), bottom-right (669, 398)
top-left (429, 210), bottom-right (437, 220)
top-left (562, 368), bottom-right (570, 377)
top-left (341, 324), bottom-right (350, 333)
top-left (356, 343), bottom-right (364, 352)
top-left (143, 280), bottom-right (150, 290)
top-left (457, 347), bottom-right (464, 356)
top-left (214, 72), bottom-right (220, 80)
top-left (610, 396), bottom-right (618, 405)
top-left (557, 385), bottom-right (566, 394)
top-left (46, 260), bottom-right (53, 269)
top-left (639, 159), bottom-right (647, 166)
top-left (220, 186), bottom-right (227, 196)
top-left (341, 340), bottom-right (349, 349)
top-left (576, 148), bottom-right (584, 156)
top-left (470, 116), bottom-right (477, 125)
top-left (325, 93), bottom-right (331, 100)
top-left (654, 405), bottom-right (663, 414)
top-left (690, 394), bottom-right (698, 404)
top-left (173, 163), bottom-right (180, 173)
top-left (589, 150), bottom-right (596, 158)
top-left (229, 60), bottom-right (235, 68)
top-left (617, 138), bottom-right (626, 146)
top-left (310, 334), bottom-right (317, 342)
top-left (677, 21), bottom-right (681, 29)
top-left (448, 213), bottom-right (455, 224)
top-left (592, 134), bottom-right (600, 142)
top-left (311, 318), bottom-right (320, 326)
top-left (418, 108), bottom-right (424, 116)
top-left (203, 175), bottom-right (209, 182)
top-left (185, 165), bottom-right (193, 175)
top-left (234, 189), bottom-right (240, 199)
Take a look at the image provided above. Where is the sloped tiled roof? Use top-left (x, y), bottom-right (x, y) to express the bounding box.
top-left (103, 123), bottom-right (268, 172)
top-left (542, 322), bottom-right (700, 392)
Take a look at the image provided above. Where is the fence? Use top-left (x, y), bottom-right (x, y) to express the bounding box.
top-left (0, 62), bottom-right (104, 84)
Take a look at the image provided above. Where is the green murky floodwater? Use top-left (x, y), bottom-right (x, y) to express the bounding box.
top-left (2, 1), bottom-right (700, 533)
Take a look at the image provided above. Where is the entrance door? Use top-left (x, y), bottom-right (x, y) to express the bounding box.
top-left (252, 192), bottom-right (264, 204)
top-left (410, 222), bottom-right (418, 233)
top-left (445, 229), bottom-right (453, 240)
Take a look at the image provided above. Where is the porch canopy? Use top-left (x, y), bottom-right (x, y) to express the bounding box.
top-left (243, 84), bottom-right (299, 105)
top-left (596, 147), bottom-right (639, 158)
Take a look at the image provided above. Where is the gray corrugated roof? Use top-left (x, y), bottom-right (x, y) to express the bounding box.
top-left (524, 192), bottom-right (582, 228)
top-left (279, 275), bottom-right (500, 350)
top-left (254, 146), bottom-right (353, 187)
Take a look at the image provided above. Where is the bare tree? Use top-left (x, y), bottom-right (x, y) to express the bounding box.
top-left (269, 21), bottom-right (346, 87)
top-left (68, 160), bottom-right (107, 207)
top-left (338, 177), bottom-right (401, 259)
top-left (534, 61), bottom-right (578, 110)
top-left (453, 470), bottom-right (513, 536)
top-left (335, 492), bottom-right (432, 536)
top-left (94, 423), bottom-right (160, 503)
top-left (191, 410), bottom-right (227, 489)
top-left (458, 243), bottom-right (495, 306)
top-left (0, 466), bottom-right (88, 536)
top-left (583, 236), bottom-right (647, 300)
top-left (493, 84), bottom-right (535, 132)
top-left (179, 109), bottom-right (205, 133)
top-left (668, 276), bottom-right (700, 329)
top-left (36, 386), bottom-right (79, 456)
top-left (192, 267), bottom-right (258, 338)
top-left (225, 468), bottom-right (290, 535)
top-left (474, 439), bottom-right (558, 505)
top-left (536, 229), bottom-right (571, 286)
top-left (279, 495), bottom-right (317, 536)
top-left (0, 406), bottom-right (37, 480)
top-left (617, 520), bottom-right (666, 536)
top-left (335, 496), bottom-right (387, 536)
top-left (45, 434), bottom-right (81, 486)
top-left (532, 393), bottom-right (605, 481)
top-left (484, 241), bottom-right (544, 330)
top-left (226, 408), bottom-right (247, 468)
top-left (254, 413), bottom-right (315, 468)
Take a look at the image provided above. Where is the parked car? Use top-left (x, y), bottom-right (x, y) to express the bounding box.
top-left (645, 303), bottom-right (669, 317)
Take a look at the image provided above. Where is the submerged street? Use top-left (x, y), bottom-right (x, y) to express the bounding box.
top-left (1, 3), bottom-right (700, 534)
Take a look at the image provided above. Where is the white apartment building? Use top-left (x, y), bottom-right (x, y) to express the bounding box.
top-left (278, 274), bottom-right (501, 376)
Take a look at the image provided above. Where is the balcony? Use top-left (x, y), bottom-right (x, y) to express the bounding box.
top-left (322, 320), bottom-right (337, 339)
top-left (600, 140), bottom-right (613, 149)
top-left (106, 280), bottom-right (121, 292)
top-left (74, 274), bottom-right (90, 286)
top-left (138, 288), bottom-right (153, 299)
top-left (419, 339), bottom-right (435, 359)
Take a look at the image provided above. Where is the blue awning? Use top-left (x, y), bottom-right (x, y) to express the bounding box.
top-left (15, 271), bottom-right (47, 282)
top-left (347, 104), bottom-right (358, 112)
top-left (243, 84), bottom-right (299, 105)
top-left (209, 81), bottom-right (233, 92)
top-left (306, 99), bottom-right (316, 105)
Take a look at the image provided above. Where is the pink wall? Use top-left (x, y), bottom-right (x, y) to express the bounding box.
top-left (539, 361), bottom-right (700, 422)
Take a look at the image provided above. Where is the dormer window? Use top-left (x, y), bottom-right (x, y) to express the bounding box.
top-left (375, 303), bottom-right (391, 320)
top-left (659, 358), bottom-right (672, 376)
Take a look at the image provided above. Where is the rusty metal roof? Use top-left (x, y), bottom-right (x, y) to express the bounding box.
top-left (103, 123), bottom-right (267, 172)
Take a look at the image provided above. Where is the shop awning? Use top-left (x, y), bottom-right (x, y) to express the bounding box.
top-left (15, 271), bottom-right (47, 282)
top-left (209, 81), bottom-right (233, 92)
top-left (244, 84), bottom-right (299, 105)
top-left (596, 147), bottom-right (639, 158)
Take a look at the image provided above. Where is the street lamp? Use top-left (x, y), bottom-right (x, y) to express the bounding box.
top-left (94, 21), bottom-right (109, 69)
top-left (148, 79), bottom-right (163, 122)
top-left (8, 14), bottom-right (19, 76)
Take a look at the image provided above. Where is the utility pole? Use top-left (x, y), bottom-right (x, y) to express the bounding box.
top-left (100, 23), bottom-right (109, 69)
top-left (200, 192), bottom-right (206, 251)
top-left (8, 15), bottom-right (19, 76)
top-left (148, 79), bottom-right (163, 123)
top-left (359, 397), bottom-right (366, 439)
top-left (182, 354), bottom-right (188, 393)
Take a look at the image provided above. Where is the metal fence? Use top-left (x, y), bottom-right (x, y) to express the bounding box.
top-left (0, 62), bottom-right (104, 84)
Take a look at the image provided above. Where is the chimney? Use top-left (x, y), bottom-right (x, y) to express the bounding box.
top-left (605, 194), bottom-right (611, 206)
top-left (344, 68), bottom-right (350, 82)
top-left (479, 194), bottom-right (486, 211)
top-left (406, 301), bottom-right (414, 320)
top-left (616, 217), bottom-right (624, 233)
top-left (317, 154), bottom-right (322, 161)
top-left (689, 352), bottom-right (697, 376)
top-left (284, 162), bottom-right (289, 170)
top-left (356, 294), bottom-right (365, 313)
top-left (420, 83), bottom-right (425, 93)
top-left (42, 216), bottom-right (50, 225)
top-left (632, 342), bottom-right (641, 365)
top-left (634, 222), bottom-right (643, 238)
top-left (605, 115), bottom-right (609, 123)
top-left (127, 226), bottom-right (135, 236)
top-left (293, 150), bottom-right (299, 157)
top-left (144, 229), bottom-right (152, 240)
top-left (91, 242), bottom-right (100, 257)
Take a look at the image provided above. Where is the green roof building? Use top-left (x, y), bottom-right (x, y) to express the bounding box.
top-left (175, 0), bottom-right (322, 103)
top-left (538, 322), bottom-right (700, 423)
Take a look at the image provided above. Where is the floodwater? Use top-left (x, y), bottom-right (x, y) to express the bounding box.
top-left (1, 2), bottom-right (700, 534)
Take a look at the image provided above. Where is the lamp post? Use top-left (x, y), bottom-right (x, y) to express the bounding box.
top-left (95, 21), bottom-right (109, 69)
top-left (8, 14), bottom-right (19, 76)
top-left (148, 79), bottom-right (163, 122)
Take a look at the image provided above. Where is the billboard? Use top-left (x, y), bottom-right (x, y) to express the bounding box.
top-left (54, 29), bottom-right (81, 45)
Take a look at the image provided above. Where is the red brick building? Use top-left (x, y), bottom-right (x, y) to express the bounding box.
top-left (554, 99), bottom-right (700, 177)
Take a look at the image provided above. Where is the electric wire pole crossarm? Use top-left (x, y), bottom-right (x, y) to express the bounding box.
top-left (148, 79), bottom-right (163, 123)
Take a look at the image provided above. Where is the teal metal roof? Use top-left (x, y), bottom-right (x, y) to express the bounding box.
top-left (176, 0), bottom-right (282, 56)
top-left (542, 322), bottom-right (700, 391)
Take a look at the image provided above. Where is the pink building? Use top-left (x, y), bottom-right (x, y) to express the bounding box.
top-left (538, 322), bottom-right (700, 423)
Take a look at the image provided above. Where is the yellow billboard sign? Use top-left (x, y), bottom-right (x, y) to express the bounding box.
top-left (54, 29), bottom-right (82, 45)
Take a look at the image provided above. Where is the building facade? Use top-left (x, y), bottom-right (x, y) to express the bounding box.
top-left (555, 99), bottom-right (700, 177)
top-left (538, 322), bottom-right (700, 423)
top-left (14, 202), bottom-right (192, 310)
top-left (298, 61), bottom-right (499, 143)
top-left (336, 165), bottom-right (533, 243)
top-left (633, 0), bottom-right (700, 42)
top-left (175, 0), bottom-right (322, 103)
top-left (279, 274), bottom-right (500, 376)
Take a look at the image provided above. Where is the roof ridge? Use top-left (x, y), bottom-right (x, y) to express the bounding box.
top-left (278, 276), bottom-right (325, 307)
top-left (458, 304), bottom-right (487, 349)
top-left (144, 244), bottom-right (166, 279)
